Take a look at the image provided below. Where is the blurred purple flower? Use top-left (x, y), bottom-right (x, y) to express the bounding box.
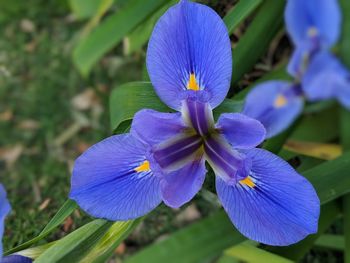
top-left (244, 0), bottom-right (349, 138)
top-left (70, 0), bottom-right (320, 246)
top-left (285, 0), bottom-right (341, 77)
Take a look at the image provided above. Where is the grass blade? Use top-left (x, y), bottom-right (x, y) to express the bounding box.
top-left (224, 242), bottom-right (293, 263)
top-left (5, 200), bottom-right (77, 255)
top-left (80, 219), bottom-right (140, 263)
top-left (73, 0), bottom-right (168, 76)
top-left (223, 0), bottom-right (263, 34)
top-left (34, 220), bottom-right (113, 263)
top-left (124, 212), bottom-right (245, 263)
top-left (230, 0), bottom-right (285, 88)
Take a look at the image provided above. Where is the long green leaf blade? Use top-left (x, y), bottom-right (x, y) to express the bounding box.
top-left (5, 200), bottom-right (77, 255)
top-left (80, 219), bottom-right (140, 263)
top-left (230, 0), bottom-right (285, 87)
top-left (223, 0), bottom-right (263, 34)
top-left (73, 0), bottom-right (168, 76)
top-left (224, 242), bottom-right (293, 263)
top-left (34, 220), bottom-right (113, 263)
top-left (125, 212), bottom-right (245, 263)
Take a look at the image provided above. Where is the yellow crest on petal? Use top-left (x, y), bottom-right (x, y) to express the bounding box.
top-left (187, 73), bottom-right (200, 91)
top-left (273, 94), bottom-right (288, 108)
top-left (240, 176), bottom-right (255, 188)
top-left (135, 160), bottom-right (151, 173)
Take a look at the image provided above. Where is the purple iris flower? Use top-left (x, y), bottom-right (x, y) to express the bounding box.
top-left (243, 0), bottom-right (348, 138)
top-left (285, 0), bottom-right (341, 77)
top-left (0, 185), bottom-right (32, 263)
top-left (70, 0), bottom-right (320, 246)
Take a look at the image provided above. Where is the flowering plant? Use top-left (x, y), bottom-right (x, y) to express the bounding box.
top-left (2, 0), bottom-right (350, 262)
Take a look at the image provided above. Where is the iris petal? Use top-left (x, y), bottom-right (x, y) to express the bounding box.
top-left (181, 99), bottom-right (214, 136)
top-left (0, 184), bottom-right (11, 258)
top-left (204, 135), bottom-right (251, 183)
top-left (70, 134), bottom-right (162, 221)
top-left (147, 0), bottom-right (232, 110)
top-left (217, 113), bottom-right (266, 149)
top-left (285, 0), bottom-right (341, 48)
top-left (131, 109), bottom-right (186, 146)
top-left (2, 255), bottom-right (33, 263)
top-left (160, 158), bottom-right (206, 208)
top-left (153, 134), bottom-right (202, 171)
top-left (243, 81), bottom-right (304, 138)
top-left (303, 51), bottom-right (350, 110)
top-left (216, 148), bottom-right (320, 246)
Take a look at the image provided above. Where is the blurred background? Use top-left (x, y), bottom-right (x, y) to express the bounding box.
top-left (0, 0), bottom-right (345, 262)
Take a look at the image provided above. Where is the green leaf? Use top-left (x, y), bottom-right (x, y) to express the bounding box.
top-left (230, 0), bottom-right (285, 87)
top-left (79, 219), bottom-right (141, 263)
top-left (124, 0), bottom-right (177, 55)
top-left (69, 0), bottom-right (108, 20)
top-left (290, 105), bottom-right (340, 142)
top-left (125, 212), bottom-right (246, 263)
top-left (283, 140), bottom-right (342, 161)
top-left (315, 234), bottom-right (345, 251)
top-left (5, 200), bottom-right (77, 255)
top-left (109, 82), bottom-right (243, 132)
top-left (16, 242), bottom-right (56, 260)
top-left (306, 151), bottom-right (350, 204)
top-left (224, 241), bottom-right (293, 263)
top-left (223, 0), bottom-right (263, 34)
top-left (109, 82), bottom-right (170, 132)
top-left (34, 220), bottom-right (113, 263)
top-left (73, 0), bottom-right (168, 76)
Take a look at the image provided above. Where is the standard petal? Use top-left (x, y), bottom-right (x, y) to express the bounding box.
top-left (70, 134), bottom-right (162, 221)
top-left (147, 0), bottom-right (232, 110)
top-left (216, 148), bottom-right (320, 246)
top-left (285, 0), bottom-right (341, 47)
top-left (0, 184), bottom-right (11, 258)
top-left (217, 113), bottom-right (266, 149)
top-left (2, 255), bottom-right (33, 263)
top-left (302, 51), bottom-right (350, 109)
top-left (243, 81), bottom-right (304, 138)
top-left (131, 109), bottom-right (186, 146)
top-left (160, 158), bottom-right (206, 208)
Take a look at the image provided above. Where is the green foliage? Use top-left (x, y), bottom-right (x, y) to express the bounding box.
top-left (230, 0), bottom-right (285, 88)
top-left (73, 0), bottom-right (169, 76)
top-left (5, 200), bottom-right (77, 255)
top-left (4, 0), bottom-right (350, 262)
top-left (223, 0), bottom-right (263, 34)
top-left (35, 220), bottom-right (113, 263)
top-left (125, 212), bottom-right (245, 263)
